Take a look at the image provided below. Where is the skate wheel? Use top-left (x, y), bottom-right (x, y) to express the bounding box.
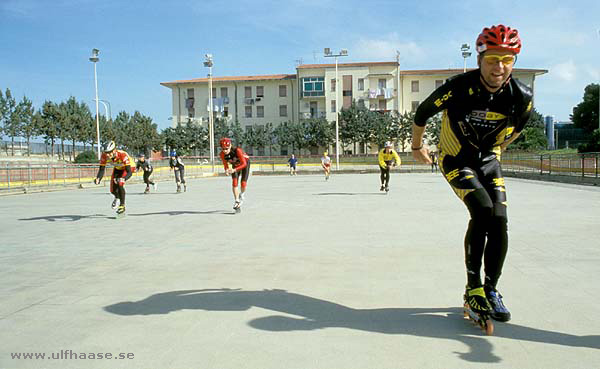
top-left (484, 319), bottom-right (494, 336)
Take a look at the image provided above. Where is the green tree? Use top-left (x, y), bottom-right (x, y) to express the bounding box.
top-left (339, 102), bottom-right (370, 153)
top-left (511, 108), bottom-right (547, 151)
top-left (1, 89), bottom-right (19, 155)
top-left (578, 129), bottom-right (600, 153)
top-left (371, 112), bottom-right (395, 149)
top-left (424, 113), bottom-right (442, 149)
top-left (571, 83), bottom-right (599, 134)
top-left (273, 121), bottom-right (293, 153)
top-left (304, 117), bottom-right (335, 149)
top-left (39, 101), bottom-right (61, 157)
top-left (15, 96), bottom-right (36, 156)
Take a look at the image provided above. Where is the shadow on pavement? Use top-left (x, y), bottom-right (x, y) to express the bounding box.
top-left (314, 192), bottom-right (386, 196)
top-left (103, 289), bottom-right (600, 363)
top-left (19, 210), bottom-right (234, 222)
top-left (18, 214), bottom-right (111, 222)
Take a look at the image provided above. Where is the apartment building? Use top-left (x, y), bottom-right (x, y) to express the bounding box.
top-left (161, 63), bottom-right (547, 154)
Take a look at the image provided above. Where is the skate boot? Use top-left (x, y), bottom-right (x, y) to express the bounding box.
top-left (385, 186), bottom-right (389, 193)
top-left (485, 285), bottom-right (511, 322)
top-left (116, 205), bottom-right (126, 218)
top-left (183, 184), bottom-right (187, 192)
top-left (111, 198), bottom-right (118, 209)
top-left (144, 186), bottom-right (150, 194)
top-left (464, 286), bottom-right (494, 335)
top-left (380, 185), bottom-right (385, 191)
top-left (233, 200), bottom-right (242, 213)
top-left (176, 184), bottom-right (181, 193)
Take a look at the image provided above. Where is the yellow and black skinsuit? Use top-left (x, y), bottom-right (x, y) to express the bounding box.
top-left (414, 69), bottom-right (533, 289)
top-left (378, 148), bottom-right (401, 188)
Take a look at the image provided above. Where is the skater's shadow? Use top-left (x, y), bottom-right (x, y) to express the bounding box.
top-left (19, 214), bottom-right (110, 222)
top-left (104, 289), bottom-right (599, 363)
top-left (314, 192), bottom-right (386, 196)
top-left (128, 210), bottom-right (234, 217)
top-left (18, 210), bottom-right (234, 222)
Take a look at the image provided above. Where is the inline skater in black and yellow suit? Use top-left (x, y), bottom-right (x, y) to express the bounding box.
top-left (411, 24), bottom-right (533, 322)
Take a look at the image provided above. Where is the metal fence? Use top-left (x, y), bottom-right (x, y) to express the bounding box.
top-left (502, 152), bottom-right (600, 178)
top-left (2, 152), bottom-right (598, 193)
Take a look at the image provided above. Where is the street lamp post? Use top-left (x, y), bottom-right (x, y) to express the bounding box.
top-left (204, 54), bottom-right (215, 172)
top-left (461, 44), bottom-right (472, 73)
top-left (89, 48), bottom-right (101, 159)
top-left (324, 48), bottom-right (348, 170)
top-left (97, 99), bottom-right (111, 120)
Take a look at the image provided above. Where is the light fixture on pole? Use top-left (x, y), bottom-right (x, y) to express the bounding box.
top-left (89, 48), bottom-right (101, 159)
top-left (461, 44), bottom-right (472, 73)
top-left (98, 99), bottom-right (111, 120)
top-left (204, 54), bottom-right (215, 172)
top-left (324, 47), bottom-right (348, 170)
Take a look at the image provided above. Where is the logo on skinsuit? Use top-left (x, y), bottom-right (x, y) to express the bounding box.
top-left (492, 178), bottom-right (505, 187)
top-left (470, 111), bottom-right (506, 120)
top-left (434, 91), bottom-right (453, 107)
top-left (446, 169), bottom-right (459, 181)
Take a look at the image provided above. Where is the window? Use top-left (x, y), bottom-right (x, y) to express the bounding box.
top-left (279, 105), bottom-right (287, 117)
top-left (187, 88), bottom-right (194, 98)
top-left (256, 86), bottom-right (264, 98)
top-left (331, 100), bottom-right (336, 113)
top-left (245, 86), bottom-right (252, 98)
top-left (188, 109), bottom-right (195, 118)
top-left (411, 80), bottom-right (419, 93)
top-left (302, 77), bottom-right (325, 97)
top-left (256, 106), bottom-right (264, 118)
top-left (358, 78), bottom-right (364, 91)
top-left (331, 78), bottom-right (336, 92)
top-left (221, 87), bottom-right (228, 98)
top-left (212, 87), bottom-right (217, 97)
top-left (245, 106), bottom-right (252, 118)
top-left (378, 79), bottom-right (387, 89)
top-left (223, 107), bottom-right (228, 117)
top-left (379, 100), bottom-right (387, 110)
top-left (279, 85), bottom-right (287, 97)
top-left (357, 99), bottom-right (365, 108)
top-left (435, 80), bottom-right (444, 89)
top-left (411, 101), bottom-right (420, 112)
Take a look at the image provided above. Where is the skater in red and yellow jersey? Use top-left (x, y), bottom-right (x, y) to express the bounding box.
top-left (93, 141), bottom-right (134, 216)
top-left (219, 138), bottom-right (250, 212)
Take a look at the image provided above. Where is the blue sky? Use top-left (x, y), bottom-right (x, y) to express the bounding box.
top-left (1, 0), bottom-right (599, 132)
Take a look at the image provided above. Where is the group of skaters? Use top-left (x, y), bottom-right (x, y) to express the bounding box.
top-left (92, 24), bottom-right (533, 329)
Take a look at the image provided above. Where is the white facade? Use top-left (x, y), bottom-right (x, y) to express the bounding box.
top-left (161, 63), bottom-right (547, 155)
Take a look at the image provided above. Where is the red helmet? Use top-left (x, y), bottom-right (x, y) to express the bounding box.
top-left (476, 24), bottom-right (521, 54)
top-left (219, 137), bottom-right (232, 148)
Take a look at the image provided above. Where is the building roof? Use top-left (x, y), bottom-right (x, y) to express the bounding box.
top-left (297, 62), bottom-right (399, 69)
top-left (160, 74), bottom-right (296, 87)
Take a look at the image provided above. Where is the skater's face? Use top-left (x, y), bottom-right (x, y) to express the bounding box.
top-left (222, 145), bottom-right (231, 154)
top-left (478, 50), bottom-right (515, 91)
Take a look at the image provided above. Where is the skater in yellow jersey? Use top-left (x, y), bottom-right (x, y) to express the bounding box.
top-left (377, 141), bottom-right (401, 193)
top-left (412, 24), bottom-right (533, 329)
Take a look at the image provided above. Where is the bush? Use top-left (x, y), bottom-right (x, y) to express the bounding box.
top-left (578, 129), bottom-right (600, 153)
top-left (74, 150), bottom-right (98, 163)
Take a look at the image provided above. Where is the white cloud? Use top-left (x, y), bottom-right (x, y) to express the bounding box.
top-left (551, 60), bottom-right (577, 82)
top-left (352, 33), bottom-right (426, 62)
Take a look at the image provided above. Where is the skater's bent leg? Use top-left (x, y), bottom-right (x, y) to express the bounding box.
top-left (385, 167), bottom-right (390, 187)
top-left (180, 168), bottom-right (186, 184)
top-left (116, 183), bottom-right (126, 206)
top-left (463, 188), bottom-right (494, 287)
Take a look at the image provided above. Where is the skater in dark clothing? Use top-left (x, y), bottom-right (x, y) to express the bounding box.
top-left (430, 151), bottom-right (438, 173)
top-left (412, 24), bottom-right (532, 323)
top-left (288, 154), bottom-right (298, 175)
top-left (136, 154), bottom-right (156, 193)
top-left (93, 141), bottom-right (133, 216)
top-left (169, 152), bottom-right (186, 193)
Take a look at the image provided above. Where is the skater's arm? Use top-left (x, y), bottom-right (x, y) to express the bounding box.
top-left (392, 150), bottom-right (401, 166)
top-left (378, 150), bottom-right (386, 168)
top-left (95, 165), bottom-right (106, 184)
top-left (122, 165), bottom-right (132, 181)
top-left (411, 124), bottom-right (432, 164)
